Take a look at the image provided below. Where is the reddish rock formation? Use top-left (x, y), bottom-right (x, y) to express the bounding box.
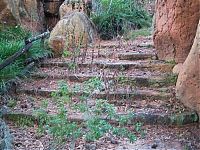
top-left (59, 0), bottom-right (92, 19)
top-left (0, 0), bottom-right (45, 32)
top-left (0, 0), bottom-right (16, 25)
top-left (176, 20), bottom-right (200, 114)
top-left (43, 0), bottom-right (64, 30)
top-left (153, 0), bottom-right (200, 63)
top-left (59, 0), bottom-right (86, 19)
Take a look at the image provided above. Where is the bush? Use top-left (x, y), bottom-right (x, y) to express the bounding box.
top-left (92, 0), bottom-right (152, 40)
top-left (0, 25), bottom-right (51, 91)
top-left (124, 28), bottom-right (151, 40)
top-left (35, 78), bottom-right (141, 149)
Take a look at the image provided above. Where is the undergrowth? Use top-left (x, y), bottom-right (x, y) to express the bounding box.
top-left (35, 78), bottom-right (143, 149)
top-left (92, 0), bottom-right (152, 40)
top-left (124, 28), bottom-right (151, 40)
top-left (0, 25), bottom-right (51, 92)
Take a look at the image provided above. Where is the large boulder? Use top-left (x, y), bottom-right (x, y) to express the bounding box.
top-left (49, 11), bottom-right (97, 57)
top-left (153, 0), bottom-right (200, 63)
top-left (0, 0), bottom-right (45, 32)
top-left (176, 20), bottom-right (200, 114)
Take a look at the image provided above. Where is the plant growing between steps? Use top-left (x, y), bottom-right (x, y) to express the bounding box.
top-left (35, 77), bottom-right (142, 149)
top-left (62, 29), bottom-right (90, 73)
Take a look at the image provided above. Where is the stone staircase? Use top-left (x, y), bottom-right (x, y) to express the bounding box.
top-left (8, 37), bottom-right (197, 126)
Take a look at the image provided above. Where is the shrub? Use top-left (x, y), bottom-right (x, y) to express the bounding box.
top-left (124, 28), bottom-right (151, 40)
top-left (0, 25), bottom-right (51, 92)
top-left (35, 78), bottom-right (142, 149)
top-left (92, 0), bottom-right (152, 40)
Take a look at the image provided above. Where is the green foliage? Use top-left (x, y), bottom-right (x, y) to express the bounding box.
top-left (67, 62), bottom-right (78, 71)
top-left (165, 60), bottom-right (176, 65)
top-left (7, 99), bottom-right (17, 108)
top-left (92, 0), bottom-right (151, 40)
top-left (6, 114), bottom-right (35, 127)
top-left (124, 28), bottom-right (151, 40)
top-left (62, 50), bottom-right (72, 58)
top-left (0, 25), bottom-right (51, 91)
top-left (0, 25), bottom-right (30, 41)
top-left (161, 74), bottom-right (178, 86)
top-left (35, 78), bottom-right (141, 149)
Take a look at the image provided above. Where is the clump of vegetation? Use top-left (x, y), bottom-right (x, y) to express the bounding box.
top-left (5, 114), bottom-right (35, 127)
top-left (0, 25), bottom-right (51, 92)
top-left (124, 28), bottom-right (151, 40)
top-left (161, 74), bottom-right (178, 86)
top-left (92, 0), bottom-right (152, 40)
top-left (35, 78), bottom-right (142, 149)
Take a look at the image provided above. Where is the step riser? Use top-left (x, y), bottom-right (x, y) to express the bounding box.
top-left (131, 112), bottom-right (199, 125)
top-left (31, 74), bottom-right (175, 88)
top-left (17, 89), bottom-right (171, 101)
top-left (41, 63), bottom-right (133, 70)
top-left (118, 53), bottom-right (156, 60)
top-left (95, 93), bottom-right (170, 101)
top-left (40, 62), bottom-right (173, 73)
top-left (3, 112), bottom-right (198, 126)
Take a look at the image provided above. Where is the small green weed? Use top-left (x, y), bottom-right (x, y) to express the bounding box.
top-left (7, 99), bottom-right (17, 108)
top-left (165, 60), bottom-right (176, 65)
top-left (67, 62), bottom-right (78, 71)
top-left (92, 0), bottom-right (151, 40)
top-left (161, 74), bottom-right (178, 86)
top-left (62, 50), bottom-right (72, 58)
top-left (35, 78), bottom-right (141, 149)
top-left (124, 28), bottom-right (151, 40)
top-left (6, 114), bottom-right (35, 127)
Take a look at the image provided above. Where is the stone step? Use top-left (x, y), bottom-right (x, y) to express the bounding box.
top-left (17, 86), bottom-right (172, 101)
top-left (8, 90), bottom-right (196, 127)
top-left (95, 37), bottom-right (154, 49)
top-left (3, 110), bottom-right (198, 126)
top-left (11, 93), bottom-right (175, 112)
top-left (118, 52), bottom-right (156, 60)
top-left (31, 72), bottom-right (176, 87)
top-left (40, 60), bottom-right (174, 73)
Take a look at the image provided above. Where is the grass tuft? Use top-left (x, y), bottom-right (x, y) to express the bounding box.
top-left (0, 25), bottom-right (51, 93)
top-left (124, 28), bottom-right (151, 40)
top-left (91, 0), bottom-right (152, 40)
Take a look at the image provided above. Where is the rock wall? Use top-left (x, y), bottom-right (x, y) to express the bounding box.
top-left (176, 20), bottom-right (200, 114)
top-left (59, 0), bottom-right (92, 19)
top-left (59, 0), bottom-right (86, 19)
top-left (153, 0), bottom-right (200, 63)
top-left (0, 0), bottom-right (93, 31)
top-left (0, 0), bottom-right (16, 25)
top-left (43, 0), bottom-right (64, 30)
top-left (0, 0), bottom-right (45, 32)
